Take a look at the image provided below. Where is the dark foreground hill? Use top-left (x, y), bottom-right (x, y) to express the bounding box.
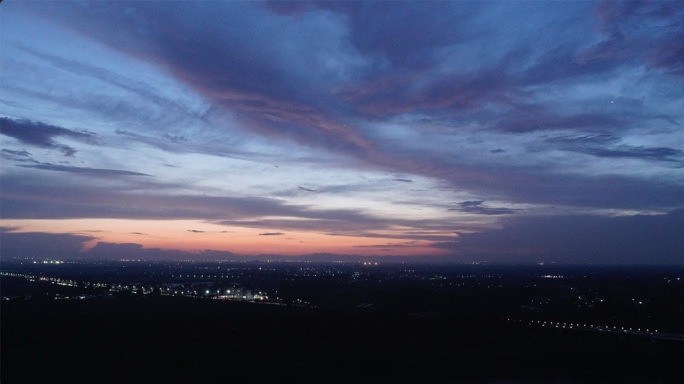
top-left (2, 297), bottom-right (682, 383)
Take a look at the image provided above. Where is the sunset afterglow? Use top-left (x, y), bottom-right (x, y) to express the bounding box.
top-left (1, 1), bottom-right (683, 264)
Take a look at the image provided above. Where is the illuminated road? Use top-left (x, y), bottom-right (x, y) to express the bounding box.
top-left (506, 318), bottom-right (684, 342)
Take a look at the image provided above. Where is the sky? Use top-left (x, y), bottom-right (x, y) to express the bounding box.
top-left (1, 0), bottom-right (683, 264)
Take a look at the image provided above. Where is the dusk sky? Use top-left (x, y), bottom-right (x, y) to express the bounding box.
top-left (1, 1), bottom-right (683, 264)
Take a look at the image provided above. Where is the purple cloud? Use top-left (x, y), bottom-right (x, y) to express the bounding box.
top-left (449, 201), bottom-right (520, 216)
top-left (546, 135), bottom-right (683, 162)
top-left (0, 230), bottom-right (96, 259)
top-left (0, 117), bottom-right (96, 156)
top-left (18, 163), bottom-right (151, 177)
top-left (2, 1), bottom-right (683, 264)
top-left (436, 209), bottom-right (684, 265)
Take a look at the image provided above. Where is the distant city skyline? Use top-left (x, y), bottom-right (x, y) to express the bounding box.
top-left (1, 1), bottom-right (683, 264)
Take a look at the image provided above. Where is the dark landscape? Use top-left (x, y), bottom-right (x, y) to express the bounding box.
top-left (2, 259), bottom-right (683, 383)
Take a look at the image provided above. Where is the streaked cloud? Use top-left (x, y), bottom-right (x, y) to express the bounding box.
top-left (0, 117), bottom-right (96, 156)
top-left (546, 135), bottom-right (683, 163)
top-left (1, 0), bottom-right (682, 263)
top-left (18, 163), bottom-right (151, 177)
top-left (451, 201), bottom-right (520, 216)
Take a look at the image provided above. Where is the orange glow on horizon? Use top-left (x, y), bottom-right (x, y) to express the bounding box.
top-left (2, 219), bottom-right (452, 257)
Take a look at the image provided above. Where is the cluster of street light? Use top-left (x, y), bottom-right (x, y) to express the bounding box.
top-left (506, 318), bottom-right (658, 335)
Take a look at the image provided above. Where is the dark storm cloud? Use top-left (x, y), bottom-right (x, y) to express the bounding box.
top-left (0, 117), bottom-right (96, 156)
top-left (436, 209), bottom-right (684, 265)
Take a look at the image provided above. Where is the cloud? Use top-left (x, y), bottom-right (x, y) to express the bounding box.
top-left (12, 2), bottom-right (376, 156)
top-left (0, 230), bottom-right (96, 258)
top-left (258, 232), bottom-right (284, 236)
top-left (435, 209), bottom-right (684, 265)
top-left (460, 200), bottom-right (484, 207)
top-left (319, 1), bottom-right (477, 69)
top-left (85, 242), bottom-right (187, 260)
top-left (368, 150), bottom-right (684, 210)
top-left (1, 149), bottom-right (32, 157)
top-left (450, 201), bottom-right (520, 216)
top-left (1, 149), bottom-right (34, 162)
top-left (17, 163), bottom-right (151, 177)
top-left (13, 2), bottom-right (682, 211)
top-left (112, 129), bottom-right (204, 156)
top-left (546, 134), bottom-right (683, 162)
top-left (0, 176), bottom-right (300, 220)
top-left (17, 45), bottom-right (210, 123)
top-left (187, 230), bottom-right (205, 233)
top-left (0, 174), bottom-right (400, 232)
top-left (584, 1), bottom-right (684, 76)
top-left (353, 240), bottom-right (422, 249)
top-left (2, 1), bottom-right (683, 265)
top-left (584, 146), bottom-right (682, 162)
top-left (492, 111), bottom-right (626, 133)
top-left (0, 117), bottom-right (96, 156)
top-left (2, 234), bottom-right (243, 261)
top-left (163, 134), bottom-right (190, 143)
